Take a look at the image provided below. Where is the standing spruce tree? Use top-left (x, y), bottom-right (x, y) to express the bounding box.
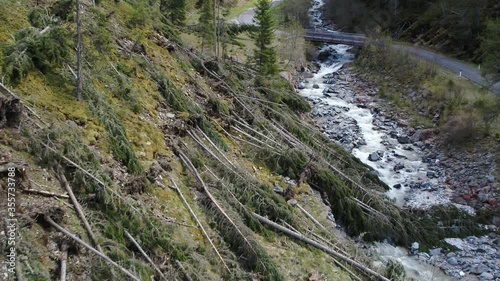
top-left (160, 0), bottom-right (186, 26)
top-left (252, 0), bottom-right (278, 76)
top-left (199, 0), bottom-right (215, 53)
top-left (480, 18), bottom-right (500, 84)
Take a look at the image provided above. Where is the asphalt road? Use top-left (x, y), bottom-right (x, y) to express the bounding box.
top-left (237, 3), bottom-right (499, 93)
top-left (237, 0), bottom-right (282, 25)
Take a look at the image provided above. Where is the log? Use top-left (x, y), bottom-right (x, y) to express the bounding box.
top-left (23, 188), bottom-right (69, 199)
top-left (169, 176), bottom-right (230, 273)
top-left (58, 169), bottom-right (103, 253)
top-left (296, 203), bottom-right (328, 232)
top-left (177, 151), bottom-right (258, 263)
top-left (196, 126), bottom-right (235, 168)
top-left (252, 212), bottom-right (390, 281)
top-left (124, 230), bottom-right (168, 281)
top-left (44, 216), bottom-right (141, 281)
top-left (60, 241), bottom-right (68, 281)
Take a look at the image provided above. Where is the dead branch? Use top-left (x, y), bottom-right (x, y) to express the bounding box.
top-left (187, 130), bottom-right (238, 176)
top-left (232, 125), bottom-right (278, 151)
top-left (177, 151), bottom-right (259, 262)
top-left (57, 168), bottom-right (103, 253)
top-left (44, 216), bottom-right (141, 281)
top-left (175, 260), bottom-right (193, 281)
top-left (23, 188), bottom-right (69, 199)
top-left (233, 118), bottom-right (282, 148)
top-left (296, 203), bottom-right (328, 232)
top-left (169, 176), bottom-right (230, 273)
top-left (124, 230), bottom-right (168, 281)
top-left (196, 126), bottom-right (235, 168)
top-left (252, 212), bottom-right (390, 281)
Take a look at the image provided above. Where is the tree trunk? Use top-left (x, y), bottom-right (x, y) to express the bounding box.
top-left (252, 212), bottom-right (391, 281)
top-left (76, 0), bottom-right (82, 101)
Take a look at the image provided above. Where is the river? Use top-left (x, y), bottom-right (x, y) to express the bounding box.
top-left (300, 0), bottom-right (454, 280)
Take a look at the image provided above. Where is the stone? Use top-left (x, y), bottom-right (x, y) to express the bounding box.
top-left (393, 163), bottom-right (405, 171)
top-left (447, 257), bottom-right (459, 266)
top-left (297, 82), bottom-right (306, 89)
top-left (411, 242), bottom-right (419, 252)
top-left (486, 175), bottom-right (495, 183)
top-left (480, 272), bottom-right (494, 280)
top-left (273, 184), bottom-right (284, 194)
top-left (166, 113), bottom-right (176, 119)
top-left (303, 72), bottom-right (314, 79)
top-left (471, 264), bottom-right (489, 275)
top-left (313, 84), bottom-right (320, 89)
top-left (478, 192), bottom-right (490, 203)
top-left (393, 184), bottom-right (402, 189)
top-left (397, 135), bottom-right (411, 144)
top-left (429, 248), bottom-right (441, 256)
top-left (287, 199), bottom-right (298, 206)
top-left (368, 152), bottom-right (381, 162)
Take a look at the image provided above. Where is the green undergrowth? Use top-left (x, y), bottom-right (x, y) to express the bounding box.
top-left (355, 36), bottom-right (499, 140)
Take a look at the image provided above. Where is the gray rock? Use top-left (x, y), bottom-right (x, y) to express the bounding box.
top-left (313, 84), bottom-right (320, 89)
top-left (478, 192), bottom-right (490, 203)
top-left (486, 175), bottom-right (495, 183)
top-left (447, 257), bottom-right (459, 266)
top-left (471, 264), bottom-right (489, 275)
top-left (393, 184), bottom-right (402, 189)
top-left (297, 82), bottom-right (306, 89)
top-left (411, 242), bottom-right (419, 252)
top-left (480, 272), bottom-right (494, 280)
top-left (166, 113), bottom-right (176, 119)
top-left (393, 163), bottom-right (405, 171)
top-left (369, 152), bottom-right (381, 162)
top-left (273, 184), bottom-right (284, 194)
top-left (287, 199), bottom-right (298, 206)
top-left (397, 135), bottom-right (411, 144)
top-left (303, 72), bottom-right (314, 79)
top-left (429, 248), bottom-right (442, 256)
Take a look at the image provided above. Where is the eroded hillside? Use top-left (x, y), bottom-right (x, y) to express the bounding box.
top-left (0, 1), bottom-right (490, 280)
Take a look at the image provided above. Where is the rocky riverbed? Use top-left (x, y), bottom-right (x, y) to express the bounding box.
top-left (296, 45), bottom-right (499, 280)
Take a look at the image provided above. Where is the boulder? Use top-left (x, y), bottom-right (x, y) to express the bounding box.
top-left (429, 248), bottom-right (441, 256)
top-left (411, 242), bottom-right (419, 253)
top-left (368, 152), bottom-right (381, 161)
top-left (393, 163), bottom-right (405, 171)
top-left (480, 272), bottom-right (494, 280)
top-left (313, 84), bottom-right (320, 89)
top-left (471, 264), bottom-right (489, 275)
top-left (447, 257), bottom-right (458, 266)
top-left (397, 135), bottom-right (411, 144)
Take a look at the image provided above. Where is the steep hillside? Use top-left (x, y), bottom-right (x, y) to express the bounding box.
top-left (0, 0), bottom-right (488, 280)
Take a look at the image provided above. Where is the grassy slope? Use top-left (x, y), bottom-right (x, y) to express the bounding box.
top-left (0, 0), bottom-right (360, 280)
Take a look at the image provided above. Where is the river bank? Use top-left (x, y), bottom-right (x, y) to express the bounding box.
top-left (295, 44), bottom-right (499, 280)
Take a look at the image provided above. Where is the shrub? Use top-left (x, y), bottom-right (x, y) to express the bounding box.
top-left (443, 110), bottom-right (480, 144)
top-left (2, 26), bottom-right (72, 83)
top-left (384, 260), bottom-right (406, 281)
top-left (51, 0), bottom-right (75, 21)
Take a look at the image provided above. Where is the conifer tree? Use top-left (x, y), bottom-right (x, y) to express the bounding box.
top-left (160, 0), bottom-right (186, 26)
top-left (199, 0), bottom-right (215, 52)
top-left (252, 0), bottom-right (278, 76)
top-left (480, 18), bottom-right (500, 84)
